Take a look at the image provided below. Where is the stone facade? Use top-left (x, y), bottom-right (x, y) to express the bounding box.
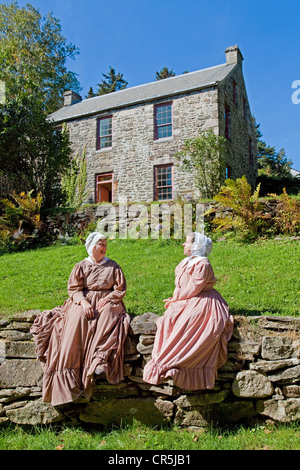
top-left (1, 311), bottom-right (299, 428)
top-left (50, 45), bottom-right (257, 204)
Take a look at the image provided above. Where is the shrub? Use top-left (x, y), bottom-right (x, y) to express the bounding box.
top-left (0, 190), bottom-right (44, 251)
top-left (210, 176), bottom-right (269, 239)
top-left (271, 188), bottom-right (300, 236)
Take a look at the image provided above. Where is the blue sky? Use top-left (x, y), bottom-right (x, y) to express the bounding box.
top-left (4, 0), bottom-right (300, 170)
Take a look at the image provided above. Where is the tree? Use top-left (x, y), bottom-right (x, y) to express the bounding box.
top-left (0, 2), bottom-right (81, 114)
top-left (96, 67), bottom-right (128, 95)
top-left (156, 67), bottom-right (176, 80)
top-left (175, 129), bottom-right (227, 199)
top-left (86, 87), bottom-right (96, 99)
top-left (0, 96), bottom-right (72, 208)
top-left (254, 119), bottom-right (299, 195)
top-left (255, 120), bottom-right (293, 178)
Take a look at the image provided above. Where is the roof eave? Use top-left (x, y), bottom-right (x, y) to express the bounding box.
top-left (48, 81), bottom-right (220, 124)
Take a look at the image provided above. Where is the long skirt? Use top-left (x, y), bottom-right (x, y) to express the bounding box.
top-left (143, 289), bottom-right (234, 390)
top-left (30, 297), bottom-right (130, 406)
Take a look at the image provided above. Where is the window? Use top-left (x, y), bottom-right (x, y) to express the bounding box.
top-left (225, 165), bottom-right (232, 179)
top-left (154, 102), bottom-right (172, 140)
top-left (233, 80), bottom-right (237, 104)
top-left (97, 116), bottom-right (112, 149)
top-left (243, 98), bottom-right (247, 120)
top-left (154, 165), bottom-right (173, 200)
top-left (96, 173), bottom-right (113, 202)
top-left (224, 105), bottom-right (231, 140)
top-left (249, 138), bottom-right (254, 165)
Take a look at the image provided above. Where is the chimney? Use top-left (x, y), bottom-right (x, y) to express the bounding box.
top-left (225, 45), bottom-right (243, 67)
top-left (63, 90), bottom-right (82, 106)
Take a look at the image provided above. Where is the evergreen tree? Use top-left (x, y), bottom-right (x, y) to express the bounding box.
top-left (86, 87), bottom-right (96, 99)
top-left (96, 67), bottom-right (128, 95)
top-left (255, 120), bottom-right (293, 178)
top-left (156, 67), bottom-right (176, 80)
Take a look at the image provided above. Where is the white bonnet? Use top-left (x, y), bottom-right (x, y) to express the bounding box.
top-left (85, 232), bottom-right (107, 256)
top-left (191, 232), bottom-right (213, 258)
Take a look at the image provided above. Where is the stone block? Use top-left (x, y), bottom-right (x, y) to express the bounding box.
top-left (11, 310), bottom-right (41, 322)
top-left (282, 385), bottom-right (300, 398)
top-left (232, 370), bottom-right (274, 398)
top-left (79, 397), bottom-right (170, 426)
top-left (4, 341), bottom-right (36, 358)
top-left (268, 365), bottom-right (300, 384)
top-left (130, 312), bottom-right (159, 335)
top-left (256, 398), bottom-right (300, 422)
top-left (5, 398), bottom-right (63, 425)
top-left (250, 358), bottom-right (300, 373)
top-left (261, 336), bottom-right (299, 360)
top-left (0, 359), bottom-right (43, 388)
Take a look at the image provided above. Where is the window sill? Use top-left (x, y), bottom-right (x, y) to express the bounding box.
top-left (153, 136), bottom-right (173, 143)
top-left (96, 147), bottom-right (113, 153)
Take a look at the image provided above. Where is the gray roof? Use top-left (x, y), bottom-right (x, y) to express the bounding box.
top-left (49, 62), bottom-right (236, 123)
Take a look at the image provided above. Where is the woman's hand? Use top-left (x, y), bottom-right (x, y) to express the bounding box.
top-left (81, 299), bottom-right (94, 319)
top-left (97, 298), bottom-right (109, 311)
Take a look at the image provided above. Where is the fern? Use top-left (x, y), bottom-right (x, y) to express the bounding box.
top-left (211, 175), bottom-right (269, 237)
top-left (0, 190), bottom-right (43, 236)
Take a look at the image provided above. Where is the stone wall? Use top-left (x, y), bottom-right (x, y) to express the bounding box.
top-left (0, 311), bottom-right (299, 428)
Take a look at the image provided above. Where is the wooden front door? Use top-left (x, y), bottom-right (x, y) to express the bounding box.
top-left (96, 173), bottom-right (113, 203)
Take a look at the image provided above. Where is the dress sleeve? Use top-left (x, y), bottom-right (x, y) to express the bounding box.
top-left (104, 265), bottom-right (127, 304)
top-left (67, 264), bottom-right (86, 305)
top-left (173, 261), bottom-right (214, 301)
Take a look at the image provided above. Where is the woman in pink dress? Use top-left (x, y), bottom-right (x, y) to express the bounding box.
top-left (143, 232), bottom-right (233, 390)
top-left (30, 232), bottom-right (130, 406)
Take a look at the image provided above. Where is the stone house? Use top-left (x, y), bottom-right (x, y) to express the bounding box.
top-left (49, 45), bottom-right (257, 203)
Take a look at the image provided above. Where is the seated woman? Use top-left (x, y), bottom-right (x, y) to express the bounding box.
top-left (30, 232), bottom-right (130, 406)
top-left (143, 232), bottom-right (234, 390)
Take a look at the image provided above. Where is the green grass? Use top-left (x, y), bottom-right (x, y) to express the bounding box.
top-left (0, 237), bottom-right (299, 317)
top-left (0, 421), bottom-right (299, 450)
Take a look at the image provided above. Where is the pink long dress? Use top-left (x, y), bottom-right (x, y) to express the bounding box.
top-left (143, 257), bottom-right (234, 390)
top-left (30, 257), bottom-right (130, 406)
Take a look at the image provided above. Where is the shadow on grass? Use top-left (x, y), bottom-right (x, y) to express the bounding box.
top-left (229, 307), bottom-right (285, 317)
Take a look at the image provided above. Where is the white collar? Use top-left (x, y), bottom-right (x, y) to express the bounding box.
top-left (86, 256), bottom-right (109, 266)
top-left (182, 255), bottom-right (207, 268)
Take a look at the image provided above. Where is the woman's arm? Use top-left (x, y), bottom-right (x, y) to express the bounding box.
top-left (97, 265), bottom-right (127, 309)
top-left (68, 264), bottom-right (94, 318)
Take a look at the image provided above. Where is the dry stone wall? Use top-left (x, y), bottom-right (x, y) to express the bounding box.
top-left (0, 311), bottom-right (299, 428)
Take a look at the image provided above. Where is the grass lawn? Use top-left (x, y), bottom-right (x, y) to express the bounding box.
top-left (0, 237), bottom-right (299, 317)
top-left (0, 421), bottom-right (299, 451)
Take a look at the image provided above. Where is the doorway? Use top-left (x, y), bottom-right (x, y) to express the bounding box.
top-left (96, 173), bottom-right (113, 203)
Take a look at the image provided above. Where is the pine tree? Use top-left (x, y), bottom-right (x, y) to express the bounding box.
top-left (155, 67), bottom-right (176, 80)
top-left (86, 87), bottom-right (96, 99)
top-left (96, 67), bottom-right (128, 95)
